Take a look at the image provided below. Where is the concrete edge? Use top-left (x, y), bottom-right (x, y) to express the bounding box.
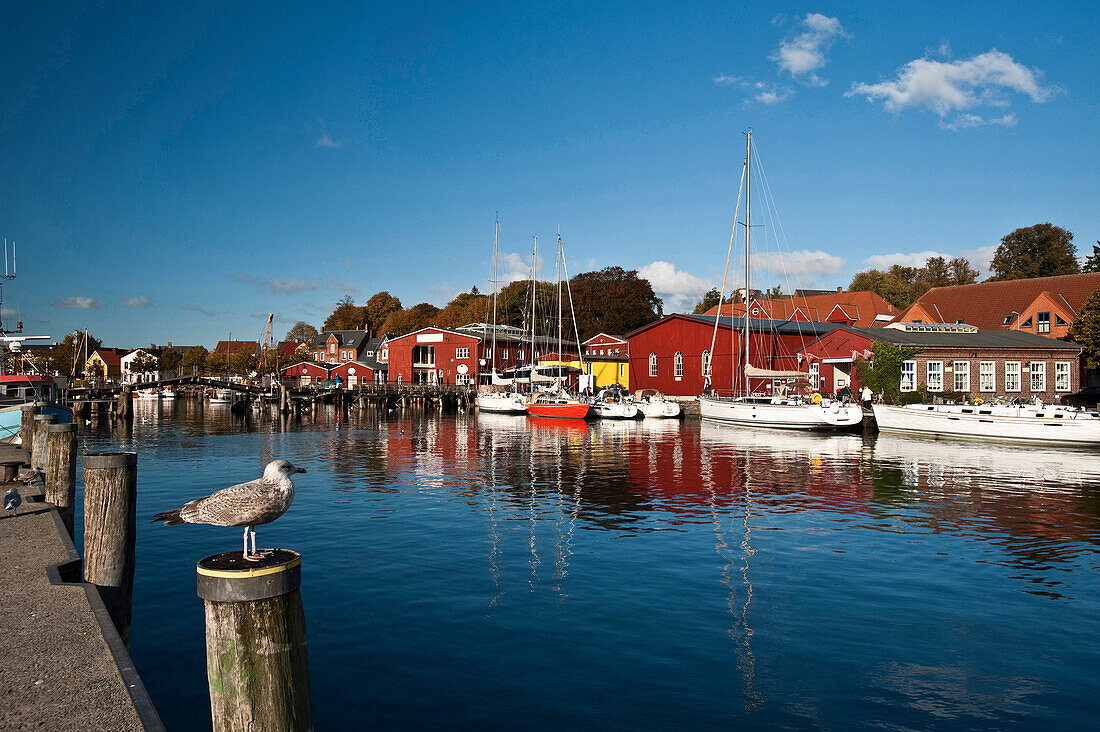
top-left (45, 507), bottom-right (167, 732)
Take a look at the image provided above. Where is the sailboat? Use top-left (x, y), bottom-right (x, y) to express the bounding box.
top-left (523, 234), bottom-right (589, 420)
top-left (477, 219), bottom-right (528, 414)
top-left (698, 131), bottom-right (862, 430)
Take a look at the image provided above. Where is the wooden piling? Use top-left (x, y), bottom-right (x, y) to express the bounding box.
top-left (32, 413), bottom-right (58, 471)
top-left (46, 423), bottom-right (78, 536)
top-left (83, 451), bottom-right (138, 645)
top-left (20, 404), bottom-right (40, 455)
top-left (117, 384), bottom-right (133, 422)
top-left (197, 550), bottom-right (312, 732)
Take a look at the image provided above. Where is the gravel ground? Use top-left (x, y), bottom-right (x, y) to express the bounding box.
top-left (0, 476), bottom-right (146, 731)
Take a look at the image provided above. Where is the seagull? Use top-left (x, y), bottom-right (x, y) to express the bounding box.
top-left (152, 460), bottom-right (306, 561)
top-left (4, 486), bottom-right (20, 517)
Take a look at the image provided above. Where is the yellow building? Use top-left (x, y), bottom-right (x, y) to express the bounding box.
top-left (583, 356), bottom-right (629, 390)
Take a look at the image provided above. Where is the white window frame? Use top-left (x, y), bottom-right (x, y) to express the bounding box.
top-left (927, 361), bottom-right (943, 392)
top-left (809, 362), bottom-right (820, 390)
top-left (1037, 312), bottom-right (1051, 334)
top-left (1055, 362), bottom-right (1071, 392)
top-left (979, 361), bottom-right (995, 393)
top-left (674, 352), bottom-right (683, 378)
top-left (900, 360), bottom-right (916, 392)
top-left (501, 348), bottom-right (508, 360)
top-left (455, 347), bottom-right (470, 359)
top-left (1030, 361), bottom-right (1046, 392)
top-left (1005, 361), bottom-right (1021, 392)
top-left (953, 361), bottom-right (969, 392)
top-left (649, 353), bottom-right (658, 377)
top-left (329, 343), bottom-right (336, 354)
top-left (702, 350), bottom-right (711, 378)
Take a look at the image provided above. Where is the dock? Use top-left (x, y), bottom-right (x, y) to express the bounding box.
top-left (0, 445), bottom-right (162, 731)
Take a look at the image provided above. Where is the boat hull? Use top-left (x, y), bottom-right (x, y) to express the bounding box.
top-left (638, 400), bottom-right (682, 419)
top-left (476, 393), bottom-right (527, 414)
top-left (589, 402), bottom-right (639, 419)
top-left (700, 396), bottom-right (862, 430)
top-left (525, 403), bottom-right (590, 419)
top-left (0, 403), bottom-right (74, 444)
top-left (872, 403), bottom-right (1100, 445)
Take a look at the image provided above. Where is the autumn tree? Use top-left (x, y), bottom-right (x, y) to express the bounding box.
top-left (49, 332), bottom-right (103, 378)
top-left (989, 223), bottom-right (1078, 281)
top-left (365, 291), bottom-right (402, 333)
top-left (157, 348), bottom-right (183, 371)
top-left (848, 269), bottom-right (914, 309)
top-left (204, 350), bottom-right (228, 373)
top-left (1082, 242), bottom-right (1100, 274)
top-left (433, 291), bottom-right (490, 330)
top-left (285, 321), bottom-right (319, 344)
top-left (850, 257), bottom-right (979, 308)
top-left (181, 346), bottom-right (208, 369)
top-left (1068, 288), bottom-right (1100, 369)
top-left (381, 303), bottom-right (441, 336)
top-left (323, 295), bottom-right (368, 331)
top-left (567, 267), bottom-right (662, 341)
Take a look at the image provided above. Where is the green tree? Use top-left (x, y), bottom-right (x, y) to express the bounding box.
top-left (1081, 242), bottom-right (1100, 273)
top-left (157, 348), bottom-right (183, 371)
top-left (381, 303), bottom-right (441, 336)
top-left (693, 287), bottom-right (722, 314)
top-left (854, 341), bottom-right (921, 404)
top-left (128, 351), bottom-right (158, 376)
top-left (567, 267), bottom-right (663, 341)
top-left (285, 321), bottom-right (319, 344)
top-left (323, 295), bottom-right (368, 331)
top-left (181, 346), bottom-right (208, 369)
top-left (229, 349), bottom-right (256, 375)
top-left (365, 291), bottom-right (402, 333)
top-left (948, 257), bottom-right (979, 285)
top-left (989, 223), bottom-right (1079, 281)
top-left (1068, 287), bottom-right (1100, 368)
top-left (764, 284), bottom-right (786, 300)
top-left (433, 292), bottom-right (491, 330)
top-left (849, 269), bottom-right (913, 308)
top-left (204, 351), bottom-right (228, 373)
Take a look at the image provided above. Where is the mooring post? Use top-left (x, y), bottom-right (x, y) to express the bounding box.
top-left (117, 384), bottom-right (133, 422)
top-left (83, 451), bottom-right (138, 645)
top-left (45, 423), bottom-right (78, 536)
top-left (20, 404), bottom-right (40, 456)
top-left (32, 413), bottom-right (58, 471)
top-left (197, 550), bottom-right (312, 731)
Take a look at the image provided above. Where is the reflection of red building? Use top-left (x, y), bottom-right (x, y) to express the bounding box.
top-left (626, 314), bottom-right (838, 397)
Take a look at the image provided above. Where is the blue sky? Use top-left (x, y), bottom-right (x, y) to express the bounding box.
top-left (2, 1), bottom-right (1096, 347)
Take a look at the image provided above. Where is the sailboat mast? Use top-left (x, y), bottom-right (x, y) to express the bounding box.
top-left (490, 218), bottom-right (500, 379)
top-left (529, 235), bottom-right (537, 390)
top-left (557, 234), bottom-right (563, 388)
top-left (743, 130), bottom-right (752, 398)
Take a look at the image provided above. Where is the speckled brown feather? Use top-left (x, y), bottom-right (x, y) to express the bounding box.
top-left (153, 460), bottom-right (302, 528)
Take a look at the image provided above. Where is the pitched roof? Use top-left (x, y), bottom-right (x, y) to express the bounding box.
top-left (704, 291), bottom-right (897, 327)
top-left (896, 273), bottom-right (1100, 329)
top-left (626, 312), bottom-right (841, 339)
top-left (840, 325), bottom-right (1079, 351)
top-left (214, 340), bottom-right (259, 354)
top-left (313, 330), bottom-right (370, 349)
top-left (277, 341), bottom-right (307, 355)
top-left (89, 348), bottom-right (131, 367)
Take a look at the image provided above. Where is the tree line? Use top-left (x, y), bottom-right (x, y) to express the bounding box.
top-left (314, 267), bottom-right (663, 343)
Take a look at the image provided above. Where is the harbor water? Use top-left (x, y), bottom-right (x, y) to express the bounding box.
top-left (76, 401), bottom-right (1100, 730)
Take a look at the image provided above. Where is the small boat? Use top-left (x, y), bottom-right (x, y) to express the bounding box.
top-left (0, 375), bottom-right (72, 444)
top-left (160, 388), bottom-right (177, 401)
top-left (477, 390), bottom-right (527, 414)
top-left (633, 389), bottom-right (682, 419)
top-left (872, 400), bottom-right (1100, 445)
top-left (208, 389), bottom-right (233, 404)
top-left (525, 390), bottom-right (590, 420)
top-left (588, 387), bottom-right (639, 419)
top-left (134, 387), bottom-right (160, 399)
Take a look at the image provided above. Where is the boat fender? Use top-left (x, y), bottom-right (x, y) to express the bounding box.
top-left (812, 393), bottom-right (821, 405)
top-left (830, 404), bottom-right (839, 414)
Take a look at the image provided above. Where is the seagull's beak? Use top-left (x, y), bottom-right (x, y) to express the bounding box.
top-left (294, 467), bottom-right (307, 474)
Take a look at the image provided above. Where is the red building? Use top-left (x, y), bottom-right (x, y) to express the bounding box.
top-left (280, 361), bottom-right (332, 387)
top-left (582, 333), bottom-right (628, 357)
top-left (626, 314), bottom-right (839, 397)
top-left (329, 359), bottom-right (382, 387)
top-left (797, 323), bottom-right (1082, 400)
top-left (385, 327), bottom-right (485, 385)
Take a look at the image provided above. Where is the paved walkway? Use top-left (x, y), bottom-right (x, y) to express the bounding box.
top-left (0, 444), bottom-right (147, 731)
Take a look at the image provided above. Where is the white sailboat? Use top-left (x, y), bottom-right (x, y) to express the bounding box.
top-left (477, 219), bottom-right (527, 415)
top-left (698, 131), bottom-right (862, 430)
top-left (588, 387), bottom-right (639, 419)
top-left (633, 389), bottom-right (682, 419)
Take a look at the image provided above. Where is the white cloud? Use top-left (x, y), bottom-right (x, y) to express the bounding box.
top-left (499, 251), bottom-right (542, 283)
top-left (958, 245), bottom-right (997, 278)
top-left (182, 304), bottom-right (216, 317)
top-left (315, 133), bottom-right (341, 149)
top-left (771, 13), bottom-right (846, 86)
top-left (328, 277), bottom-right (360, 297)
top-left (53, 296), bottom-right (102, 310)
top-left (637, 261), bottom-right (712, 312)
top-left (268, 278), bottom-right (317, 293)
top-left (753, 250), bottom-right (844, 287)
top-left (118, 296), bottom-right (151, 308)
top-left (713, 75), bottom-right (794, 105)
top-left (847, 49), bottom-right (1056, 128)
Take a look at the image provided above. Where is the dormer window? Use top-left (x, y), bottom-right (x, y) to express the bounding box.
top-left (1003, 315), bottom-right (1013, 325)
top-left (1022, 316), bottom-right (1033, 328)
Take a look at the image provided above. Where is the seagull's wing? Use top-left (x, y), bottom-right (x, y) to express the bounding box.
top-left (180, 477), bottom-right (278, 527)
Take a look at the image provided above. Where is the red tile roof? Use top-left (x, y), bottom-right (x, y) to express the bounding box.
top-left (214, 340), bottom-right (259, 354)
top-left (895, 273), bottom-right (1100, 330)
top-left (704, 291), bottom-right (897, 328)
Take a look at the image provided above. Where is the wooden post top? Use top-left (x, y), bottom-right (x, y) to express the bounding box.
top-left (197, 550), bottom-right (302, 602)
top-left (34, 414), bottom-right (59, 422)
top-left (83, 451), bottom-right (138, 469)
top-left (48, 423), bottom-right (77, 433)
top-left (21, 404), bottom-right (40, 413)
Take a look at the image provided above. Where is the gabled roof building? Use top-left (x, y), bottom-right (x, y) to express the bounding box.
top-left (705, 289), bottom-right (898, 328)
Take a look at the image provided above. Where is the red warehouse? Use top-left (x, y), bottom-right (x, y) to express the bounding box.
top-left (280, 361), bottom-right (332, 387)
top-left (626, 314), bottom-right (839, 397)
top-left (385, 327), bottom-right (484, 385)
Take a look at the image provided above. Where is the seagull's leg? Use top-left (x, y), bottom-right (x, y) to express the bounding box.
top-left (243, 525), bottom-right (257, 561)
top-left (251, 528), bottom-right (273, 559)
